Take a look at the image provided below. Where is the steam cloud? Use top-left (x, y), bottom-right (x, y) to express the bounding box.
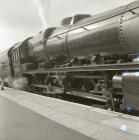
top-left (13, 78), bottom-right (28, 90)
top-left (32, 0), bottom-right (49, 28)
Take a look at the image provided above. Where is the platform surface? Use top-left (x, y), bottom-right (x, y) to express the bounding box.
top-left (0, 95), bottom-right (93, 140)
top-left (1, 88), bottom-right (139, 140)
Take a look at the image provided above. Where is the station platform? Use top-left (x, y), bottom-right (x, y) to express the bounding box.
top-left (0, 88), bottom-right (139, 140)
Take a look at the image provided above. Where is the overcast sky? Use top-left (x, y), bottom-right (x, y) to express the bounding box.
top-left (0, 0), bottom-right (136, 52)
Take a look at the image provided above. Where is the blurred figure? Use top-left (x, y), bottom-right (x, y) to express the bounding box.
top-left (0, 62), bottom-right (6, 90)
top-left (1, 77), bottom-right (4, 90)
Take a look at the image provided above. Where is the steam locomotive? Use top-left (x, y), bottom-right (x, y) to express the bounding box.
top-left (1, 0), bottom-right (139, 113)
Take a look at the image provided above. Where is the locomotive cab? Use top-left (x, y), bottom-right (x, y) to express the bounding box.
top-left (9, 43), bottom-right (22, 78)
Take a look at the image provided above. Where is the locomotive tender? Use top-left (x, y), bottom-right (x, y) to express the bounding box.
top-left (1, 0), bottom-right (139, 113)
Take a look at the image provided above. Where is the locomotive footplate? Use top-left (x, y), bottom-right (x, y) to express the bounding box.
top-left (25, 63), bottom-right (139, 74)
top-left (48, 63), bottom-right (139, 72)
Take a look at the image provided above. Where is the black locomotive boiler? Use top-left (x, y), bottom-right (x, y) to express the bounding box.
top-left (1, 0), bottom-right (139, 113)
